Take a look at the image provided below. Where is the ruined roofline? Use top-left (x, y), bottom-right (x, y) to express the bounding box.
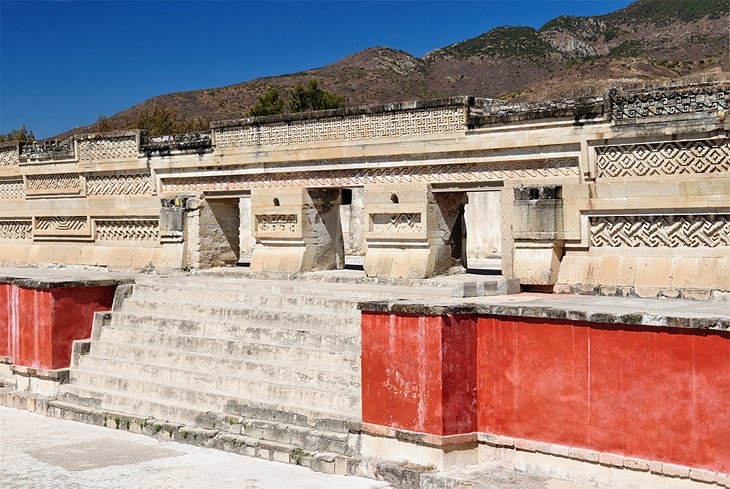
top-left (472, 96), bottom-right (606, 126)
top-left (9, 80), bottom-right (727, 152)
top-left (210, 96), bottom-right (503, 129)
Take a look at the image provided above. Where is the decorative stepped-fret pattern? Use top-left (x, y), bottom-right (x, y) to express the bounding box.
top-left (26, 173), bottom-right (82, 193)
top-left (0, 220), bottom-right (32, 240)
top-left (610, 84), bottom-right (728, 120)
top-left (0, 179), bottom-right (24, 200)
top-left (162, 159), bottom-right (578, 192)
top-left (36, 216), bottom-right (89, 233)
top-left (0, 146), bottom-right (19, 166)
top-left (596, 139), bottom-right (730, 178)
top-left (95, 219), bottom-right (159, 241)
top-left (215, 107), bottom-right (465, 150)
top-left (371, 213), bottom-right (423, 233)
top-left (590, 215), bottom-right (730, 248)
top-left (87, 173), bottom-right (153, 196)
top-left (78, 136), bottom-right (138, 161)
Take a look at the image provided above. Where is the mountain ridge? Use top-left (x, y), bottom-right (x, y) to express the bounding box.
top-left (55, 0), bottom-right (729, 139)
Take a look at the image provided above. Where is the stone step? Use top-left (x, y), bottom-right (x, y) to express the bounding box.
top-left (108, 312), bottom-right (360, 352)
top-left (122, 298), bottom-right (361, 335)
top-left (86, 341), bottom-right (358, 387)
top-left (56, 383), bottom-right (359, 434)
top-left (93, 330), bottom-right (359, 372)
top-left (57, 384), bottom-right (216, 425)
top-left (77, 354), bottom-right (360, 395)
top-left (135, 275), bottom-right (443, 301)
top-left (66, 369), bottom-right (361, 419)
top-left (221, 398), bottom-right (358, 434)
top-left (132, 282), bottom-right (364, 315)
top-left (50, 393), bottom-right (359, 457)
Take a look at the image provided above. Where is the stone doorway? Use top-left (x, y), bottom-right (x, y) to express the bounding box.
top-left (193, 196), bottom-right (241, 268)
top-left (464, 189), bottom-right (502, 273)
top-left (433, 192), bottom-right (468, 271)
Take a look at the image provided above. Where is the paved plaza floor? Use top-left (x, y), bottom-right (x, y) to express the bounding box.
top-left (0, 407), bottom-right (390, 489)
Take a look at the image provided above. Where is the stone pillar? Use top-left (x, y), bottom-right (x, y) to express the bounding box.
top-left (238, 196), bottom-right (256, 262)
top-left (250, 187), bottom-right (344, 273)
top-left (184, 197), bottom-right (241, 269)
top-left (364, 183), bottom-right (467, 279)
top-left (511, 185), bottom-right (564, 286)
top-left (465, 191), bottom-right (502, 259)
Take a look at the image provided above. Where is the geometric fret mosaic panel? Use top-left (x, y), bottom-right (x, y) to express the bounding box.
top-left (26, 173), bottom-right (82, 193)
top-left (214, 106), bottom-right (466, 150)
top-left (590, 214), bottom-right (730, 248)
top-left (86, 173), bottom-right (153, 196)
top-left (35, 216), bottom-right (89, 233)
top-left (0, 220), bottom-right (32, 240)
top-left (596, 139), bottom-right (730, 178)
top-left (161, 159), bottom-right (579, 193)
top-left (78, 135), bottom-right (138, 161)
top-left (0, 146), bottom-right (19, 166)
top-left (610, 83), bottom-right (728, 121)
top-left (0, 178), bottom-right (24, 200)
top-left (95, 219), bottom-right (159, 241)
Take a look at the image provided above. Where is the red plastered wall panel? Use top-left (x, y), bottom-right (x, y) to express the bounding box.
top-left (477, 316), bottom-right (730, 473)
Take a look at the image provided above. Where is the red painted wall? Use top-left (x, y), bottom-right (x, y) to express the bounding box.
top-left (0, 284), bottom-right (12, 358)
top-left (0, 284), bottom-right (115, 369)
top-left (362, 310), bottom-right (730, 474)
top-left (477, 316), bottom-right (730, 474)
top-left (361, 312), bottom-right (477, 436)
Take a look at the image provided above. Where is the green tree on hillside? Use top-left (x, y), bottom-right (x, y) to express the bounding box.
top-left (246, 88), bottom-right (285, 117)
top-left (135, 105), bottom-right (210, 136)
top-left (95, 114), bottom-right (114, 133)
top-left (0, 125), bottom-right (35, 142)
top-left (288, 80), bottom-right (345, 112)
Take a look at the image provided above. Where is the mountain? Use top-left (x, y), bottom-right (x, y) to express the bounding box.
top-left (55, 0), bottom-right (729, 138)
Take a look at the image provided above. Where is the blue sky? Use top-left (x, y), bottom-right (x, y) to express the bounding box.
top-left (1, 1), bottom-right (633, 138)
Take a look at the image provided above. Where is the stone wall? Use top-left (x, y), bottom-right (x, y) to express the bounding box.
top-left (465, 191), bottom-right (502, 259)
top-left (2, 82), bottom-right (728, 298)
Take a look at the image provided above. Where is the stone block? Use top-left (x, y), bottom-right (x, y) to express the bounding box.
top-left (250, 187), bottom-right (344, 273)
top-left (364, 183), bottom-right (466, 279)
top-left (688, 468), bottom-right (717, 483)
top-left (548, 444), bottom-right (571, 457)
top-left (567, 447), bottom-right (599, 463)
top-left (513, 241), bottom-right (563, 285)
top-left (623, 457), bottom-right (651, 472)
top-left (598, 452), bottom-right (624, 467)
top-left (661, 462), bottom-right (690, 478)
top-left (634, 257), bottom-right (673, 288)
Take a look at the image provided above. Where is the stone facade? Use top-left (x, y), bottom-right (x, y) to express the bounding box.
top-left (1, 82), bottom-right (728, 297)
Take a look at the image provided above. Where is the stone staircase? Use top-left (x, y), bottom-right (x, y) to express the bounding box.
top-left (56, 275), bottom-right (456, 462)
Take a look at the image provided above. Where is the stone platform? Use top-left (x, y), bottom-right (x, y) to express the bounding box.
top-left (0, 266), bottom-right (728, 489)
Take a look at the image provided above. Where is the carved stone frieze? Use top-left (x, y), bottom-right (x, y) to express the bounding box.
top-left (256, 214), bottom-right (298, 233)
top-left (34, 216), bottom-right (93, 240)
top-left (0, 220), bottom-right (32, 240)
top-left (371, 213), bottom-right (423, 233)
top-left (0, 146), bottom-right (19, 166)
top-left (95, 219), bottom-right (159, 241)
top-left (0, 178), bottom-right (24, 200)
top-left (596, 139), bottom-right (730, 178)
top-left (610, 83), bottom-right (729, 120)
top-left (25, 173), bottom-right (82, 196)
top-left (161, 159), bottom-right (579, 193)
top-left (78, 135), bottom-right (138, 161)
top-left (214, 106), bottom-right (465, 150)
top-left (86, 173), bottom-right (154, 196)
top-left (20, 139), bottom-right (74, 162)
top-left (590, 214), bottom-right (730, 248)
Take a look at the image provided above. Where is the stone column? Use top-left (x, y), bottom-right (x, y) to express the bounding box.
top-left (250, 187), bottom-right (344, 273)
top-left (363, 183), bottom-right (467, 279)
top-left (511, 185), bottom-right (564, 286)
